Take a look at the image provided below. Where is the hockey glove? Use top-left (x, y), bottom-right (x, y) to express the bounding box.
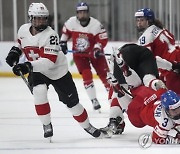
top-left (93, 48), bottom-right (103, 58)
top-left (106, 72), bottom-right (125, 97)
top-left (6, 46), bottom-right (22, 67)
top-left (172, 62), bottom-right (180, 73)
top-left (13, 62), bottom-right (32, 76)
top-left (114, 52), bottom-right (131, 77)
top-left (60, 41), bottom-right (68, 54)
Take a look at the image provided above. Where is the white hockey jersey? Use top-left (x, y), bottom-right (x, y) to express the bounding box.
top-left (137, 25), bottom-right (177, 60)
top-left (17, 23), bottom-right (68, 80)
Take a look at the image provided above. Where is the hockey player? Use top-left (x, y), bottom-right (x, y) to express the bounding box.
top-left (108, 56), bottom-right (180, 144)
top-left (60, 2), bottom-right (110, 111)
top-left (101, 44), bottom-right (167, 135)
top-left (135, 8), bottom-right (180, 94)
top-left (5, 2), bottom-right (109, 140)
top-left (127, 88), bottom-right (180, 144)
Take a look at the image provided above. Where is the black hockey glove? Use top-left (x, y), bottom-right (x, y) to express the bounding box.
top-left (172, 62), bottom-right (180, 73)
top-left (93, 48), bottom-right (103, 58)
top-left (12, 62), bottom-right (32, 76)
top-left (60, 41), bottom-right (68, 54)
top-left (6, 46), bottom-right (22, 67)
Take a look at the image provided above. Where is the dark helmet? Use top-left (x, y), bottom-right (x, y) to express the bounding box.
top-left (76, 2), bottom-right (89, 12)
top-left (135, 8), bottom-right (155, 22)
top-left (161, 90), bottom-right (180, 120)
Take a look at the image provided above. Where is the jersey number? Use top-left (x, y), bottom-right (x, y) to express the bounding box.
top-left (50, 36), bottom-right (58, 45)
top-left (162, 118), bottom-right (168, 127)
top-left (140, 36), bottom-right (146, 45)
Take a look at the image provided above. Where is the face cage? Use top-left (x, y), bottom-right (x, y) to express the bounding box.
top-left (29, 16), bottom-right (49, 32)
top-left (165, 109), bottom-right (180, 120)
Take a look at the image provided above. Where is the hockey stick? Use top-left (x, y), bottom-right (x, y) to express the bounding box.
top-left (13, 63), bottom-right (33, 94)
top-left (67, 50), bottom-right (111, 56)
top-left (18, 71), bottom-right (33, 94)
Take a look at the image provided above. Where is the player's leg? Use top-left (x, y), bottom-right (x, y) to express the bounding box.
top-left (53, 72), bottom-right (110, 138)
top-left (91, 56), bottom-right (110, 91)
top-left (120, 44), bottom-right (166, 90)
top-left (101, 86), bottom-right (125, 135)
top-left (31, 72), bottom-right (53, 138)
top-left (73, 55), bottom-right (101, 111)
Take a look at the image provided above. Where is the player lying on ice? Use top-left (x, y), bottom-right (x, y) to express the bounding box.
top-left (101, 44), bottom-right (180, 144)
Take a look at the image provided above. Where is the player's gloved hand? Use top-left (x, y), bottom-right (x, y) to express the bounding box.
top-left (106, 72), bottom-right (118, 86)
top-left (114, 52), bottom-right (124, 66)
top-left (6, 46), bottom-right (22, 67)
top-left (106, 72), bottom-right (125, 97)
top-left (93, 48), bottom-right (103, 58)
top-left (60, 41), bottom-right (68, 54)
top-left (172, 62), bottom-right (180, 73)
top-left (12, 62), bottom-right (32, 76)
top-left (114, 52), bottom-right (131, 77)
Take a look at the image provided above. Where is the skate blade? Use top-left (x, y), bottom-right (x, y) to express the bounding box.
top-left (105, 130), bottom-right (113, 138)
top-left (99, 130), bottom-right (113, 139)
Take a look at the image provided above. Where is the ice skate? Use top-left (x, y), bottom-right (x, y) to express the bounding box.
top-left (100, 116), bottom-right (125, 135)
top-left (84, 124), bottom-right (112, 138)
top-left (91, 98), bottom-right (101, 112)
top-left (43, 123), bottom-right (53, 142)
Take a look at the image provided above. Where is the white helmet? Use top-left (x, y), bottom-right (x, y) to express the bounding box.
top-left (28, 3), bottom-right (49, 32)
top-left (28, 3), bottom-right (49, 17)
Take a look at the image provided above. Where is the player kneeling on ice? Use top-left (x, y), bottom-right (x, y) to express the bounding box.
top-left (5, 2), bottom-right (110, 141)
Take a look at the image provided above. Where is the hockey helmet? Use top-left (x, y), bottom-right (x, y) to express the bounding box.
top-left (76, 2), bottom-right (89, 12)
top-left (161, 90), bottom-right (180, 120)
top-left (28, 3), bottom-right (49, 32)
top-left (135, 8), bottom-right (155, 21)
top-left (28, 3), bottom-right (49, 17)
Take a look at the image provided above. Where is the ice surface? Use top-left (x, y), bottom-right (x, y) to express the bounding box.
top-left (0, 77), bottom-right (179, 154)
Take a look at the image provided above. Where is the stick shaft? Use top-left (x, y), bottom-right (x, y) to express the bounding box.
top-left (19, 71), bottom-right (33, 94)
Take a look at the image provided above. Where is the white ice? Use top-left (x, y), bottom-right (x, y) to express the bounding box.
top-left (0, 77), bottom-right (179, 154)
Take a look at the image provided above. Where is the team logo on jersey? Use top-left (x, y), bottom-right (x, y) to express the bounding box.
top-left (75, 34), bottom-right (89, 52)
top-left (44, 47), bottom-right (58, 55)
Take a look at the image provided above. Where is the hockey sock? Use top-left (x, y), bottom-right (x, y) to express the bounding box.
top-left (68, 103), bottom-right (90, 128)
top-left (84, 82), bottom-right (97, 100)
top-left (110, 97), bottom-right (124, 122)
